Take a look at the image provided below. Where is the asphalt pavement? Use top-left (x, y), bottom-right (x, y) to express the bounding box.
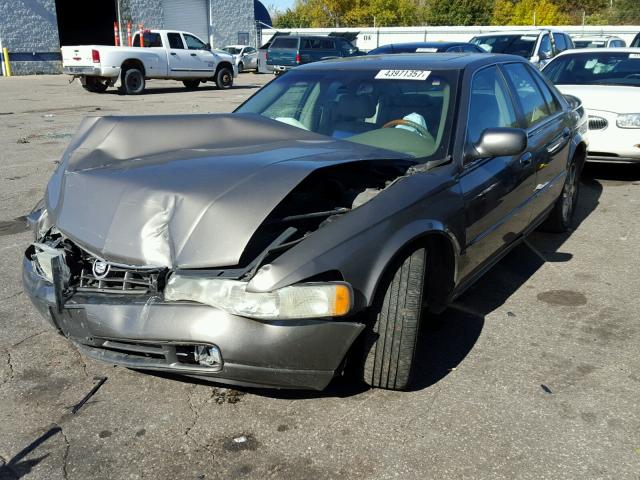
top-left (0, 73), bottom-right (639, 480)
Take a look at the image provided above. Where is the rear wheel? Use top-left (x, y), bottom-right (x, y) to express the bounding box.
top-left (541, 159), bottom-right (581, 232)
top-left (119, 67), bottom-right (145, 95)
top-left (361, 248), bottom-right (426, 390)
top-left (82, 77), bottom-right (108, 93)
top-left (215, 67), bottom-right (233, 89)
top-left (182, 80), bottom-right (200, 90)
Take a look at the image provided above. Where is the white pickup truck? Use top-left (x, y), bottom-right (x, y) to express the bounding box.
top-left (61, 29), bottom-right (237, 94)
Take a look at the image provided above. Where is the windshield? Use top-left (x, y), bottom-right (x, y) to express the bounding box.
top-left (224, 47), bottom-right (242, 55)
top-left (235, 69), bottom-right (457, 161)
top-left (573, 40), bottom-right (606, 48)
top-left (543, 52), bottom-right (640, 86)
top-left (471, 34), bottom-right (537, 58)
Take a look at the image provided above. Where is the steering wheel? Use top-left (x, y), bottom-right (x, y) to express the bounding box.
top-left (382, 119), bottom-right (430, 138)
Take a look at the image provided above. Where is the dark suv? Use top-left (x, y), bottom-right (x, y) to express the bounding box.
top-left (267, 35), bottom-right (361, 74)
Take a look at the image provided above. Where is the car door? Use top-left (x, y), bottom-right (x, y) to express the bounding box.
top-left (502, 62), bottom-right (569, 223)
top-left (459, 64), bottom-right (537, 275)
top-left (182, 33), bottom-right (215, 78)
top-left (165, 31), bottom-right (192, 78)
top-left (243, 47), bottom-right (258, 68)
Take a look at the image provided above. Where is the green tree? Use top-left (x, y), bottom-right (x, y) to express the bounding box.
top-left (490, 0), bottom-right (570, 25)
top-left (426, 0), bottom-right (493, 26)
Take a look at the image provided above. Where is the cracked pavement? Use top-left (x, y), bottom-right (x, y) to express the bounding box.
top-left (1, 74), bottom-right (639, 479)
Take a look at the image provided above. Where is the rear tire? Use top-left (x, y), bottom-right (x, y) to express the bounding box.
top-left (82, 77), bottom-right (108, 93)
top-left (541, 158), bottom-right (581, 232)
top-left (182, 80), bottom-right (200, 90)
top-left (215, 67), bottom-right (233, 89)
top-left (119, 67), bottom-right (145, 95)
top-left (361, 248), bottom-right (426, 390)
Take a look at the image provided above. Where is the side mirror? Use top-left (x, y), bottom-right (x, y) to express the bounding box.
top-left (539, 50), bottom-right (551, 60)
top-left (205, 43), bottom-right (211, 50)
top-left (466, 128), bottom-right (527, 161)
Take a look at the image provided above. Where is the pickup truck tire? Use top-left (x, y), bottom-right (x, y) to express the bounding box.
top-left (541, 158), bottom-right (581, 232)
top-left (82, 77), bottom-right (109, 93)
top-left (215, 67), bottom-right (233, 89)
top-left (182, 80), bottom-right (200, 90)
top-left (360, 247), bottom-right (426, 390)
top-left (120, 67), bottom-right (145, 95)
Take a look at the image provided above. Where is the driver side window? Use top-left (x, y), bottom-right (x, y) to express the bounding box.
top-left (183, 34), bottom-right (206, 50)
top-left (540, 34), bottom-right (552, 57)
top-left (467, 65), bottom-right (518, 145)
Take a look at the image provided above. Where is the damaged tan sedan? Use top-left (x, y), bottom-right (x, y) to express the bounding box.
top-left (23, 54), bottom-right (587, 390)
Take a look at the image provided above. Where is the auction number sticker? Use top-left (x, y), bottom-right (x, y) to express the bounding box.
top-left (629, 53), bottom-right (640, 59)
top-left (375, 69), bottom-right (431, 80)
top-left (416, 48), bottom-right (438, 53)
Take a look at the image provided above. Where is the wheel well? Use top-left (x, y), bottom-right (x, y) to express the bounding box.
top-left (373, 232), bottom-right (456, 314)
top-left (215, 61), bottom-right (233, 75)
top-left (121, 59), bottom-right (145, 76)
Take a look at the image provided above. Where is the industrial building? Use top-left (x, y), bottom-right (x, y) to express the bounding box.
top-left (0, 0), bottom-right (272, 75)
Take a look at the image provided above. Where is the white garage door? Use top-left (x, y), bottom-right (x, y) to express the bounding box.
top-left (162, 0), bottom-right (209, 44)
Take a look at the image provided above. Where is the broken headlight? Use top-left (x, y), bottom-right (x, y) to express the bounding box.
top-left (164, 275), bottom-right (352, 320)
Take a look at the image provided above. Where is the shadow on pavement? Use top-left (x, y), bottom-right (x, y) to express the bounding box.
top-left (103, 84), bottom-right (261, 96)
top-left (0, 426), bottom-right (60, 479)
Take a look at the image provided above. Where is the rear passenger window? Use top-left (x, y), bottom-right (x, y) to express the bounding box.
top-left (503, 63), bottom-right (551, 127)
top-left (271, 37), bottom-right (298, 49)
top-left (467, 65), bottom-right (518, 145)
top-left (321, 39), bottom-right (335, 49)
top-left (167, 33), bottom-right (184, 49)
top-left (553, 33), bottom-right (567, 52)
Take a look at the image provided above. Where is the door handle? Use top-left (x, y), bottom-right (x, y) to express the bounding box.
top-left (519, 152), bottom-right (533, 166)
top-left (170, 52), bottom-right (177, 56)
top-left (562, 127), bottom-right (570, 138)
top-left (190, 53), bottom-right (197, 57)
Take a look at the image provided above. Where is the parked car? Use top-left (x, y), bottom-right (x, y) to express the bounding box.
top-left (631, 33), bottom-right (640, 48)
top-left (542, 48), bottom-right (640, 163)
top-left (368, 41), bottom-right (484, 55)
top-left (470, 29), bottom-right (574, 68)
top-left (267, 35), bottom-right (361, 74)
top-left (222, 45), bottom-right (258, 73)
top-left (24, 53), bottom-right (587, 391)
top-left (571, 35), bottom-right (626, 49)
top-left (61, 29), bottom-right (237, 94)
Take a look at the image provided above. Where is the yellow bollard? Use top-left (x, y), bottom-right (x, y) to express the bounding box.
top-left (2, 47), bottom-right (11, 76)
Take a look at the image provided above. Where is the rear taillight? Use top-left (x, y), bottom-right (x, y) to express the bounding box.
top-left (92, 49), bottom-right (100, 64)
top-left (295, 52), bottom-right (301, 64)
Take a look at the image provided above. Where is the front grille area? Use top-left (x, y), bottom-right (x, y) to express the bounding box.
top-left (588, 116), bottom-right (608, 130)
top-left (78, 264), bottom-right (164, 294)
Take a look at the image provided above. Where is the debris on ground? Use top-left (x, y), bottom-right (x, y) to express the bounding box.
top-left (540, 384), bottom-right (553, 395)
top-left (16, 137), bottom-right (29, 144)
top-left (212, 388), bottom-right (245, 404)
top-left (71, 376), bottom-right (107, 414)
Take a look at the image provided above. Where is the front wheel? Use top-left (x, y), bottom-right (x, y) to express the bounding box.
top-left (215, 67), bottom-right (233, 89)
top-left (360, 248), bottom-right (426, 390)
top-left (182, 80), bottom-right (200, 90)
top-left (541, 159), bottom-right (581, 232)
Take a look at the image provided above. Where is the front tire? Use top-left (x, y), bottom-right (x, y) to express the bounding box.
top-left (541, 159), bottom-right (581, 232)
top-left (119, 67), bottom-right (145, 95)
top-left (182, 80), bottom-right (200, 90)
top-left (82, 77), bottom-right (109, 93)
top-left (361, 248), bottom-right (426, 390)
top-left (215, 67), bottom-right (233, 89)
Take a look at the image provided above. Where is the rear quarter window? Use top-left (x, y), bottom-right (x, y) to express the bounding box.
top-left (271, 38), bottom-right (298, 49)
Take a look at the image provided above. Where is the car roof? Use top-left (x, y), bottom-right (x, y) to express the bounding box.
top-left (471, 29), bottom-right (562, 37)
top-left (572, 35), bottom-right (621, 40)
top-left (554, 47), bottom-right (640, 57)
top-left (296, 53), bottom-right (522, 71)
top-left (378, 41), bottom-right (475, 48)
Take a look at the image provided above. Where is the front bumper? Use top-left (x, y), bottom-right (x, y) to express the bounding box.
top-left (586, 111), bottom-right (640, 163)
top-left (22, 257), bottom-right (364, 390)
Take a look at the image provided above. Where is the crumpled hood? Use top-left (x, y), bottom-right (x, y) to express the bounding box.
top-left (45, 113), bottom-right (409, 268)
top-left (556, 84), bottom-right (640, 114)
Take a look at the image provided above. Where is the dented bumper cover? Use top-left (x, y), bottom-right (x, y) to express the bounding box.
top-left (23, 256), bottom-right (364, 390)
